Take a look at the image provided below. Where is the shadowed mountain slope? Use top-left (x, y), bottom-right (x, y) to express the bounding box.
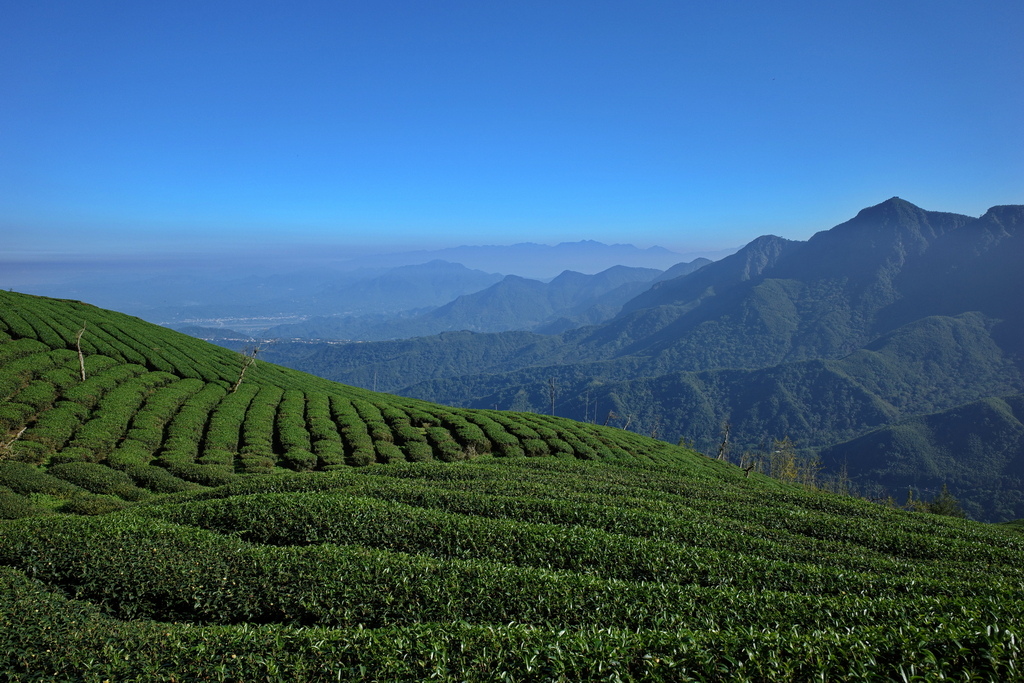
top-left (821, 394), bottom-right (1024, 521)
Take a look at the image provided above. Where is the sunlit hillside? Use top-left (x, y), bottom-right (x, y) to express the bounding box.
top-left (1, 290), bottom-right (1023, 681)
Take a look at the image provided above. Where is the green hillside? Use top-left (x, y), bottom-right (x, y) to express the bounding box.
top-left (2, 290), bottom-right (1024, 680)
top-left (0, 290), bottom-right (688, 514)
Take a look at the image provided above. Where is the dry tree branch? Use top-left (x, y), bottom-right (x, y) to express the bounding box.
top-left (1, 427), bottom-right (27, 459)
top-left (230, 345), bottom-right (261, 393)
top-left (76, 323), bottom-right (87, 381)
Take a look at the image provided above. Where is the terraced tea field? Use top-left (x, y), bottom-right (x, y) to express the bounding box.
top-left (2, 290), bottom-right (1023, 681)
top-left (0, 291), bottom-right (687, 504)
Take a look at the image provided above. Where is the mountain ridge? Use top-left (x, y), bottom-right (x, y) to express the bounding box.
top-left (250, 198), bottom-right (1024, 520)
top-left (260, 263), bottom-right (709, 340)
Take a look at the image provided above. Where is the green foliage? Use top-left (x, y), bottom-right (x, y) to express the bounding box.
top-left (822, 394), bottom-right (1024, 521)
top-left (124, 377), bottom-right (205, 450)
top-left (121, 464), bottom-right (200, 494)
top-left (0, 583), bottom-right (1021, 683)
top-left (201, 380), bottom-right (258, 457)
top-left (47, 461), bottom-right (149, 501)
top-left (0, 402), bottom-right (34, 432)
top-left (372, 441), bottom-right (405, 464)
top-left (906, 484), bottom-right (967, 518)
top-left (0, 488), bottom-right (40, 519)
top-left (66, 372), bottom-right (176, 456)
top-left (161, 382), bottom-right (227, 460)
top-left (0, 289), bottom-right (694, 481)
top-left (61, 360), bottom-right (146, 409)
top-left (157, 460), bottom-right (236, 487)
top-left (240, 384), bottom-right (283, 458)
top-left (0, 461), bottom-right (83, 496)
top-left (425, 425), bottom-right (465, 461)
top-left (23, 400), bottom-right (89, 451)
top-left (403, 440), bottom-right (434, 463)
top-left (47, 446), bottom-right (98, 465)
top-left (282, 448), bottom-right (318, 471)
top-left (57, 494), bottom-right (130, 515)
top-left (10, 378), bottom-right (59, 410)
top-left (276, 389), bottom-right (311, 456)
top-left (6, 439), bottom-right (51, 465)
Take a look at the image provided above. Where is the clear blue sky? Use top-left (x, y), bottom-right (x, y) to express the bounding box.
top-left (3, 0), bottom-right (1022, 261)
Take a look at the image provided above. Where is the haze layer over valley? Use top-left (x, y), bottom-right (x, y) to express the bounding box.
top-left (8, 241), bottom-right (722, 336)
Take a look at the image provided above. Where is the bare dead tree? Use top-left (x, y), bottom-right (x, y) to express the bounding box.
top-left (75, 323), bottom-right (87, 381)
top-left (603, 410), bottom-right (617, 426)
top-left (548, 377), bottom-right (557, 416)
top-left (743, 464), bottom-right (756, 478)
top-left (230, 345), bottom-right (261, 393)
top-left (716, 421), bottom-right (731, 461)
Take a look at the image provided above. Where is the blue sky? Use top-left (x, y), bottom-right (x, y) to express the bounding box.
top-left (2, 0), bottom-right (1022, 261)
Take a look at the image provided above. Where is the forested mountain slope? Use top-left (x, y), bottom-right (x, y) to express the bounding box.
top-left (820, 393), bottom-right (1024, 521)
top-left (571, 198), bottom-right (1009, 371)
top-left (253, 199), bottom-right (1024, 520)
top-left (425, 264), bottom-right (665, 334)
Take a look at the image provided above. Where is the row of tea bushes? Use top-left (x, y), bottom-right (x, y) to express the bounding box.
top-left (134, 489), bottom-right (1012, 599)
top-left (5, 366), bottom-right (701, 488)
top-left (3, 565), bottom-right (1020, 682)
top-left (3, 512), bottom-right (1021, 632)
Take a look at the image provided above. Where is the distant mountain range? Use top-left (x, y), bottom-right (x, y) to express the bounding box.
top-left (9, 241), bottom-right (725, 333)
top-left (332, 240), bottom-right (729, 279)
top-left (260, 259), bottom-right (712, 340)
top-left (250, 198), bottom-right (1024, 521)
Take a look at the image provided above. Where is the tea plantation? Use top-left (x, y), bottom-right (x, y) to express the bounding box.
top-left (1, 290), bottom-right (1023, 681)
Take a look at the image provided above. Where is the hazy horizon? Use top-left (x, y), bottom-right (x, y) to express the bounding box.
top-left (1, 195), bottom-right (1016, 292)
top-left (3, 1), bottom-right (1022, 267)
